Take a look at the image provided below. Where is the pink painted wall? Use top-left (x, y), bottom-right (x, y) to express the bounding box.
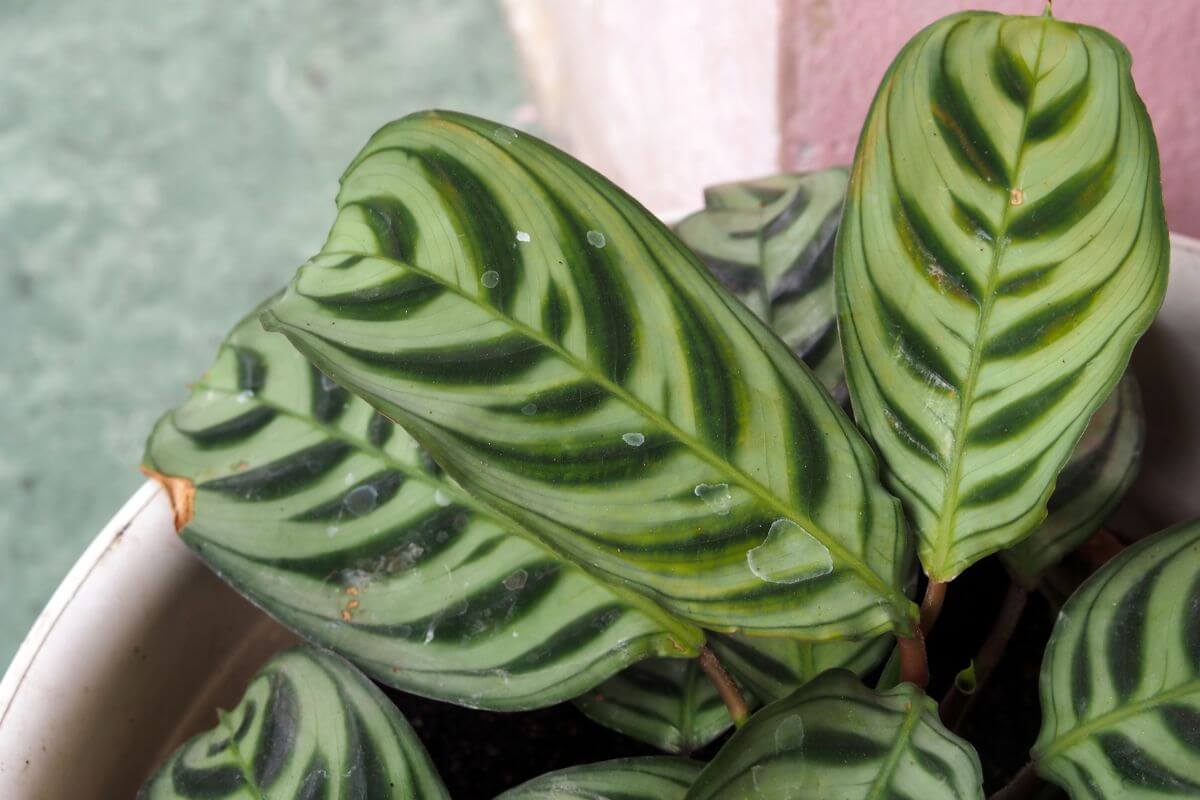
top-left (779, 0), bottom-right (1200, 235)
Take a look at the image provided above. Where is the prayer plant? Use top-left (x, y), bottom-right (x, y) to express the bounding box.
top-left (140, 9), bottom-right (1194, 800)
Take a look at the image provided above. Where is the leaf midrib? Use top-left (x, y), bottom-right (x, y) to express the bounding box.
top-left (215, 708), bottom-right (267, 800)
top-left (864, 694), bottom-right (925, 799)
top-left (292, 247), bottom-right (911, 625)
top-left (929, 18), bottom-right (1052, 578)
top-left (1034, 677), bottom-right (1200, 763)
top-left (189, 376), bottom-right (703, 650)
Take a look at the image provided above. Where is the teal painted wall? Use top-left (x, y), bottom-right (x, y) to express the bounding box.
top-left (0, 0), bottom-right (527, 668)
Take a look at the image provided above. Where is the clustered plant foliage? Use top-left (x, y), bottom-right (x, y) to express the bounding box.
top-left (139, 9), bottom-right (1196, 800)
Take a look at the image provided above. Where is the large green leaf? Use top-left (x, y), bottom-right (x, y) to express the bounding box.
top-left (1002, 373), bottom-right (1144, 582)
top-left (143, 304), bottom-right (695, 711)
top-left (496, 757), bottom-right (701, 799)
top-left (573, 659), bottom-right (739, 754)
top-left (139, 646), bottom-right (448, 799)
top-left (1033, 520), bottom-right (1200, 798)
top-left (685, 670), bottom-right (983, 799)
top-left (262, 110), bottom-right (916, 639)
top-left (835, 10), bottom-right (1168, 580)
top-left (674, 169), bottom-right (848, 402)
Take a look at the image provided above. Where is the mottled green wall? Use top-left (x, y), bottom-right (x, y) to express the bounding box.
top-left (0, 0), bottom-right (527, 668)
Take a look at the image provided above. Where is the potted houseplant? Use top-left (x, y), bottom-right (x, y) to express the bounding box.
top-left (3, 8), bottom-right (1198, 799)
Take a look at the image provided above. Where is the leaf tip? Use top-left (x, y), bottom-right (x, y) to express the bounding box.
top-left (141, 466), bottom-right (195, 532)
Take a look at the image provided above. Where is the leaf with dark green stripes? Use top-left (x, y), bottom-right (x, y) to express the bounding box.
top-left (574, 629), bottom-right (890, 753)
top-left (1002, 374), bottom-right (1144, 582)
top-left (674, 169), bottom-right (848, 402)
top-left (835, 10), bottom-right (1169, 580)
top-left (1033, 520), bottom-right (1200, 798)
top-left (685, 670), bottom-right (983, 799)
top-left (262, 110), bottom-right (917, 641)
top-left (139, 646), bottom-right (448, 799)
top-left (496, 757), bottom-right (701, 799)
top-left (143, 303), bottom-right (695, 711)
top-left (574, 659), bottom-right (739, 754)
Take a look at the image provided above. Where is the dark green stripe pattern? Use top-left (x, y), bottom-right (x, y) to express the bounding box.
top-left (674, 169), bottom-right (848, 402)
top-left (1002, 374), bottom-right (1144, 582)
top-left (496, 757), bottom-right (701, 800)
top-left (139, 646), bottom-right (449, 799)
top-left (575, 630), bottom-right (891, 754)
top-left (685, 670), bottom-right (983, 799)
top-left (574, 659), bottom-right (738, 754)
top-left (263, 110), bottom-right (916, 640)
top-left (143, 303), bottom-right (694, 711)
top-left (835, 11), bottom-right (1168, 580)
top-left (1033, 521), bottom-right (1200, 799)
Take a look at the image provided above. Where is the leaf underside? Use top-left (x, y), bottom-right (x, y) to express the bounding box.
top-left (143, 305), bottom-right (691, 711)
top-left (139, 646), bottom-right (448, 799)
top-left (836, 11), bottom-right (1168, 580)
top-left (496, 757), bottom-right (701, 799)
top-left (1001, 373), bottom-right (1144, 581)
top-left (263, 110), bottom-right (915, 639)
top-left (1034, 521), bottom-right (1200, 799)
top-left (674, 168), bottom-right (849, 403)
top-left (685, 670), bottom-right (984, 799)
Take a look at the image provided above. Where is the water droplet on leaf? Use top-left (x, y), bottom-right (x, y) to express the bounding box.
top-left (586, 230), bottom-right (606, 248)
top-left (492, 126), bottom-right (518, 145)
top-left (621, 432), bottom-right (645, 447)
top-left (515, 230), bottom-right (531, 243)
top-left (481, 270), bottom-right (500, 288)
top-left (434, 489), bottom-right (452, 507)
top-left (694, 483), bottom-right (732, 516)
top-left (747, 519), bottom-right (833, 584)
top-left (344, 484), bottom-right (379, 517)
top-left (503, 569), bottom-right (528, 591)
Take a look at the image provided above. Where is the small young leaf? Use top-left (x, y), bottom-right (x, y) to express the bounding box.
top-left (574, 659), bottom-right (741, 754)
top-left (1034, 520), bottom-right (1200, 798)
top-left (263, 110), bottom-right (916, 640)
top-left (674, 169), bottom-right (848, 401)
top-left (139, 647), bottom-right (449, 799)
top-left (836, 11), bottom-right (1168, 580)
top-left (1002, 374), bottom-right (1144, 581)
top-left (143, 304), bottom-right (694, 711)
top-left (685, 670), bottom-right (984, 799)
top-left (496, 757), bottom-right (701, 799)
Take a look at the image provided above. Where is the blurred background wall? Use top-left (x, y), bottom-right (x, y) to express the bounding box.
top-left (0, 0), bottom-right (528, 668)
top-left (508, 0), bottom-right (1200, 231)
top-left (2, 0), bottom-right (1196, 669)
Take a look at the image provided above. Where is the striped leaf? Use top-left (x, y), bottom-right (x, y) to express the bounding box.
top-left (574, 630), bottom-right (891, 753)
top-left (685, 670), bottom-right (983, 799)
top-left (835, 10), bottom-right (1169, 580)
top-left (573, 659), bottom-right (739, 754)
top-left (139, 646), bottom-right (448, 799)
top-left (1033, 520), bottom-right (1200, 798)
top-left (1002, 374), bottom-right (1144, 582)
top-left (262, 110), bottom-right (916, 639)
top-left (674, 169), bottom-right (848, 402)
top-left (143, 303), bottom-right (694, 711)
top-left (497, 757), bottom-right (701, 799)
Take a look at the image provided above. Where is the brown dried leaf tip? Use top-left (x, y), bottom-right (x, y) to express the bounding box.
top-left (140, 466), bottom-right (196, 532)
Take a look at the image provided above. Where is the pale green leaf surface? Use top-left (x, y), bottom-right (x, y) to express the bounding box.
top-left (496, 757), bottom-right (701, 800)
top-left (143, 304), bottom-right (693, 711)
top-left (139, 646), bottom-right (449, 799)
top-left (1002, 374), bottom-right (1144, 581)
top-left (674, 169), bottom-right (848, 402)
top-left (263, 110), bottom-right (916, 639)
top-left (836, 11), bottom-right (1168, 580)
top-left (685, 670), bottom-right (983, 799)
top-left (1034, 520), bottom-right (1200, 798)
top-left (574, 659), bottom-right (739, 754)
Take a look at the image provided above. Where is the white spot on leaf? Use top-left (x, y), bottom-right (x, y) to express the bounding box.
top-left (586, 230), bottom-right (606, 248)
top-left (515, 231), bottom-right (531, 243)
top-left (747, 519), bottom-right (833, 584)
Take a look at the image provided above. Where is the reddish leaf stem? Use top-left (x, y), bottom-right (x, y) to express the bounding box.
top-left (697, 646), bottom-right (749, 727)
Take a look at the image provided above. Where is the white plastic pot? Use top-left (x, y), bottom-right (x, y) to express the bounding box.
top-left (2, 237), bottom-right (1199, 799)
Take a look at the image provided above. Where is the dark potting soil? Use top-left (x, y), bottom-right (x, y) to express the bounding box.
top-left (384, 556), bottom-right (1061, 799)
